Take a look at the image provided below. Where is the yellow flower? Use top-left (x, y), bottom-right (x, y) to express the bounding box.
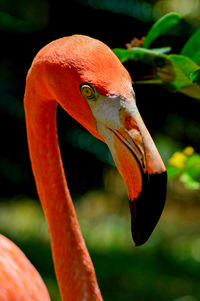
top-left (183, 146), bottom-right (194, 156)
top-left (168, 152), bottom-right (186, 168)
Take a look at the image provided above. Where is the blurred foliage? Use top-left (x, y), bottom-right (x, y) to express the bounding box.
top-left (1, 167), bottom-right (200, 301)
top-left (79, 0), bottom-right (200, 24)
top-left (0, 0), bottom-right (49, 33)
top-left (77, 0), bottom-right (159, 22)
top-left (167, 147), bottom-right (200, 190)
top-left (113, 12), bottom-right (200, 99)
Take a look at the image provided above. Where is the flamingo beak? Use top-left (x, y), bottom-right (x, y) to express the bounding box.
top-left (107, 103), bottom-right (167, 246)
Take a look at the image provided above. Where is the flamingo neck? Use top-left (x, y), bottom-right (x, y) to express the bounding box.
top-left (24, 91), bottom-right (102, 301)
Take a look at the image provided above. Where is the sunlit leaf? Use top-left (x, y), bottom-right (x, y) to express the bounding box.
top-left (113, 12), bottom-right (200, 99)
top-left (113, 47), bottom-right (167, 64)
top-left (163, 55), bottom-right (200, 99)
top-left (163, 55), bottom-right (200, 91)
top-left (151, 47), bottom-right (171, 54)
top-left (143, 12), bottom-right (181, 48)
top-left (181, 28), bottom-right (200, 64)
top-left (185, 154), bottom-right (200, 181)
top-left (190, 69), bottom-right (200, 85)
top-left (114, 47), bottom-right (200, 98)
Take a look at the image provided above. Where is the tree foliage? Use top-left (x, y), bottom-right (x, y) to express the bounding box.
top-left (113, 12), bottom-right (200, 99)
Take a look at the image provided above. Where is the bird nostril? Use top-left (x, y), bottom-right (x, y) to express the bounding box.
top-left (124, 114), bottom-right (140, 131)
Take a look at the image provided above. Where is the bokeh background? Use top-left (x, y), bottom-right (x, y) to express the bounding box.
top-left (1, 0), bottom-right (200, 300)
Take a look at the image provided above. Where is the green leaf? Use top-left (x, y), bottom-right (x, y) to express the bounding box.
top-left (158, 55), bottom-right (200, 99)
top-left (113, 49), bottom-right (129, 63)
top-left (113, 47), bottom-right (167, 64)
top-left (185, 154), bottom-right (200, 181)
top-left (179, 84), bottom-right (200, 99)
top-left (113, 47), bottom-right (200, 99)
top-left (190, 69), bottom-right (200, 85)
top-left (166, 55), bottom-right (200, 98)
top-left (167, 165), bottom-right (181, 180)
top-left (165, 55), bottom-right (200, 90)
top-left (180, 172), bottom-right (200, 190)
top-left (181, 28), bottom-right (200, 64)
top-left (143, 12), bottom-right (181, 48)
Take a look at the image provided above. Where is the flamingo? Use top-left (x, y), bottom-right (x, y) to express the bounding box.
top-left (0, 35), bottom-right (167, 300)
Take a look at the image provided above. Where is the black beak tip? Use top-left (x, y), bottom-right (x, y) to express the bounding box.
top-left (129, 171), bottom-right (167, 246)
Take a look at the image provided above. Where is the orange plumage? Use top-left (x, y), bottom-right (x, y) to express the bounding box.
top-left (0, 235), bottom-right (50, 300)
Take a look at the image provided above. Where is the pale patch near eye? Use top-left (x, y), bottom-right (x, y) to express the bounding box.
top-left (88, 94), bottom-right (122, 130)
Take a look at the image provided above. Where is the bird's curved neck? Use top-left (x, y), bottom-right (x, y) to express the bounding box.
top-left (24, 89), bottom-right (102, 301)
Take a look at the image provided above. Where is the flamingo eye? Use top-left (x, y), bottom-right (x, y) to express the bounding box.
top-left (80, 83), bottom-right (96, 100)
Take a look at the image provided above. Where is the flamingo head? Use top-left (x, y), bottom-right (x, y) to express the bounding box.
top-left (41, 35), bottom-right (167, 246)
